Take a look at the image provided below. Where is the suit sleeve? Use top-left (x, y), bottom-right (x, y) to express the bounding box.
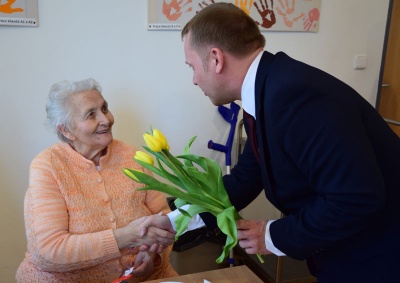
top-left (270, 91), bottom-right (386, 260)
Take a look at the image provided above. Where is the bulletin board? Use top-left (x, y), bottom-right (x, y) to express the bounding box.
top-left (0, 0), bottom-right (38, 27)
top-left (148, 0), bottom-right (320, 32)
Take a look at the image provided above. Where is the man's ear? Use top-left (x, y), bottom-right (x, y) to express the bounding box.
top-left (210, 48), bottom-right (224, 74)
top-left (58, 125), bottom-right (75, 141)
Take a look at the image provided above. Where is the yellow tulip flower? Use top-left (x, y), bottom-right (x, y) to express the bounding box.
top-left (135, 150), bottom-right (154, 166)
top-left (153, 129), bottom-right (169, 150)
top-left (143, 133), bottom-right (162, 152)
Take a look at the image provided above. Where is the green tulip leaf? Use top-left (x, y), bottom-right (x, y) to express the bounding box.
top-left (216, 206), bottom-right (240, 263)
top-left (174, 214), bottom-right (191, 238)
top-left (183, 136), bottom-right (197, 167)
top-left (174, 198), bottom-right (188, 209)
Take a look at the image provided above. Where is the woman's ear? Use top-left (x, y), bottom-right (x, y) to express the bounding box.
top-left (58, 125), bottom-right (75, 141)
top-left (210, 48), bottom-right (224, 74)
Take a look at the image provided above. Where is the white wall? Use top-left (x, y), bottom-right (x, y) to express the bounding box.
top-left (0, 0), bottom-right (390, 281)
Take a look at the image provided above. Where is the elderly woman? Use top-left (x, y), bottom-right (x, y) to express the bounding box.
top-left (16, 78), bottom-right (178, 282)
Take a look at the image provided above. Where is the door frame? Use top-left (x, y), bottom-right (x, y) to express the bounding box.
top-left (375, 0), bottom-right (394, 110)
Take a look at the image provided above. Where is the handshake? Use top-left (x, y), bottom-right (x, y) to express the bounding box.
top-left (114, 214), bottom-right (177, 253)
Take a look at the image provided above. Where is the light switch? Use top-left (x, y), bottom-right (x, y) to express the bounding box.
top-left (354, 55), bottom-right (367, 70)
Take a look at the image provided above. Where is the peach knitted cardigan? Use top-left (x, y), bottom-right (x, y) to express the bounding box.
top-left (16, 140), bottom-right (177, 282)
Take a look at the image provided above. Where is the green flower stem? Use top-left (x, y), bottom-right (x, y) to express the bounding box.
top-left (139, 186), bottom-right (223, 216)
top-left (177, 154), bottom-right (231, 207)
top-left (146, 148), bottom-right (199, 193)
top-left (163, 150), bottom-right (226, 208)
top-left (161, 151), bottom-right (207, 195)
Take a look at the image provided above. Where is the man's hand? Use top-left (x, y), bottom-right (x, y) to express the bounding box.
top-left (114, 214), bottom-right (176, 252)
top-left (236, 219), bottom-right (271, 255)
top-left (139, 213), bottom-right (175, 237)
top-left (138, 214), bottom-right (176, 253)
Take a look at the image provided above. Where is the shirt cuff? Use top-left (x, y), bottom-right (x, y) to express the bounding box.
top-left (265, 220), bottom-right (286, 256)
top-left (166, 204), bottom-right (206, 233)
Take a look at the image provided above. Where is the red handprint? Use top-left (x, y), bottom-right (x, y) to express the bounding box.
top-left (303, 8), bottom-right (320, 31)
top-left (162, 0), bottom-right (193, 21)
top-left (254, 0), bottom-right (276, 29)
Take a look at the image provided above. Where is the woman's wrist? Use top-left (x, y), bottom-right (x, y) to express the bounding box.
top-left (113, 226), bottom-right (136, 249)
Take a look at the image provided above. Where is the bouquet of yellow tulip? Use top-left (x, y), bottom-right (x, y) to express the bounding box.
top-left (123, 128), bottom-right (263, 264)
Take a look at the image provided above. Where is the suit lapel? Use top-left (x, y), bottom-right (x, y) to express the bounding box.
top-left (254, 52), bottom-right (281, 208)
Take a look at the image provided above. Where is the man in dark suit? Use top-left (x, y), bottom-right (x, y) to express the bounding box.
top-left (181, 2), bottom-right (400, 282)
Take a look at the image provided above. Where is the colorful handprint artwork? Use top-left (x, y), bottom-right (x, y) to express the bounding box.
top-left (148, 0), bottom-right (320, 32)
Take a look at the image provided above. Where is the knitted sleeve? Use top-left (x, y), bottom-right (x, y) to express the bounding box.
top-left (24, 151), bottom-right (121, 273)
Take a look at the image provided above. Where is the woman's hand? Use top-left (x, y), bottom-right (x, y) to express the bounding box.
top-left (131, 251), bottom-right (161, 278)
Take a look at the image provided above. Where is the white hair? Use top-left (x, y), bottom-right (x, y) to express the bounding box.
top-left (45, 78), bottom-right (102, 142)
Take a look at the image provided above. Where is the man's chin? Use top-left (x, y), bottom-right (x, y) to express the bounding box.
top-left (210, 99), bottom-right (223, 106)
top-left (207, 96), bottom-right (220, 106)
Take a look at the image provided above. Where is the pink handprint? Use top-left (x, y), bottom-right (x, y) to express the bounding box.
top-left (276, 0), bottom-right (304, 28)
top-left (303, 8), bottom-right (320, 31)
top-left (254, 0), bottom-right (276, 29)
top-left (162, 0), bottom-right (193, 21)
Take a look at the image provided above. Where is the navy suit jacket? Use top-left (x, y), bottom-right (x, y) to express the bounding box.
top-left (222, 52), bottom-right (400, 282)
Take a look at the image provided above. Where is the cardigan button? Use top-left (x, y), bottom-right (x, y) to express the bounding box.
top-left (109, 217), bottom-right (116, 222)
top-left (103, 197), bottom-right (110, 203)
top-left (97, 178), bottom-right (103, 183)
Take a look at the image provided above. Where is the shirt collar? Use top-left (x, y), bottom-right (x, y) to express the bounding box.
top-left (241, 50), bottom-right (264, 120)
